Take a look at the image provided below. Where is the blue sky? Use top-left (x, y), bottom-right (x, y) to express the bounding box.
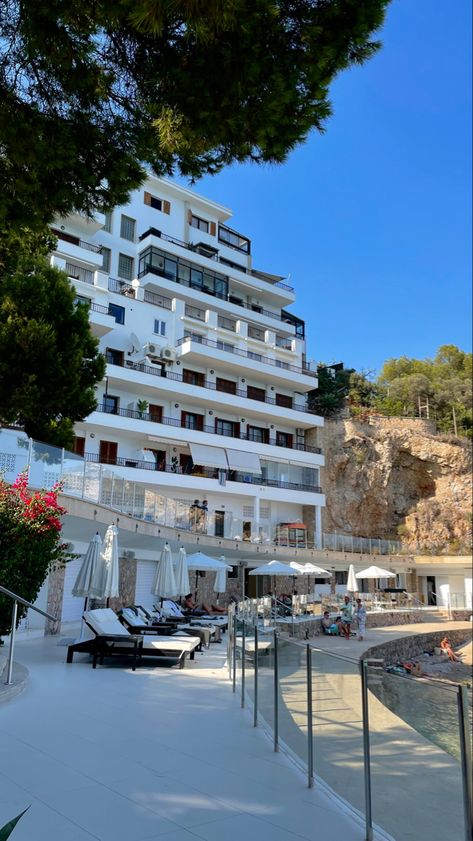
top-left (176, 0), bottom-right (472, 374)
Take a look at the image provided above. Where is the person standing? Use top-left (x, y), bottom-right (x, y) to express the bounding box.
top-left (340, 595), bottom-right (354, 639)
top-left (355, 598), bottom-right (367, 641)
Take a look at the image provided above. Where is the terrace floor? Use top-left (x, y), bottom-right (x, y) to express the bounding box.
top-left (0, 630), bottom-right (367, 841)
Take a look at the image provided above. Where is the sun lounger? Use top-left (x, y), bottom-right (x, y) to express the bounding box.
top-left (160, 600), bottom-right (228, 631)
top-left (67, 608), bottom-right (201, 669)
top-left (120, 607), bottom-right (213, 649)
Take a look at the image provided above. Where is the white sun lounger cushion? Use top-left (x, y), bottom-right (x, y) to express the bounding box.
top-left (84, 609), bottom-right (200, 652)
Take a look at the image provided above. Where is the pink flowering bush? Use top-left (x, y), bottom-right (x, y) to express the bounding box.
top-left (0, 471), bottom-right (69, 635)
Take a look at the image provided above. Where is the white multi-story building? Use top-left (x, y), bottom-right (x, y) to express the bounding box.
top-left (51, 176), bottom-right (325, 547)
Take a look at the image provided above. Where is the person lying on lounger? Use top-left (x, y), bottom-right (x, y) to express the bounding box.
top-left (183, 594), bottom-right (226, 615)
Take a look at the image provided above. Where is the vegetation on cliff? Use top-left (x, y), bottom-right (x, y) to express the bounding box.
top-left (311, 345), bottom-right (472, 437)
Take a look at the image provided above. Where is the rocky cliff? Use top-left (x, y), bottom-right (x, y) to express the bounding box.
top-left (308, 417), bottom-right (472, 554)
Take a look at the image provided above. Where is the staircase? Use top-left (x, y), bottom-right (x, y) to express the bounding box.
top-left (419, 607), bottom-right (451, 623)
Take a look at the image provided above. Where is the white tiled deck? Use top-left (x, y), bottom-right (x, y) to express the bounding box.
top-left (0, 631), bottom-right (366, 841)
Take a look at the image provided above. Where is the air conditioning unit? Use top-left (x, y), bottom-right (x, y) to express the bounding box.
top-left (160, 346), bottom-right (176, 363)
top-left (143, 342), bottom-right (160, 358)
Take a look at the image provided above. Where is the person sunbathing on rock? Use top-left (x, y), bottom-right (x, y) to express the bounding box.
top-left (440, 636), bottom-right (461, 662)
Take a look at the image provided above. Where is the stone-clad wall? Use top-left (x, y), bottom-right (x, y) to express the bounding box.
top-left (361, 628), bottom-right (472, 666)
top-left (282, 610), bottom-right (425, 639)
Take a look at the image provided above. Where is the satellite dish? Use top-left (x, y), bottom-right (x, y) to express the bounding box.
top-left (128, 333), bottom-right (143, 354)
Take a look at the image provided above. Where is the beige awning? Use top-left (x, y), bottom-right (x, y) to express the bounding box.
top-left (225, 449), bottom-right (261, 473)
top-left (189, 443), bottom-right (228, 469)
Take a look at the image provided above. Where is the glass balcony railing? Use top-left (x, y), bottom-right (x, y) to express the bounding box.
top-left (227, 612), bottom-right (473, 841)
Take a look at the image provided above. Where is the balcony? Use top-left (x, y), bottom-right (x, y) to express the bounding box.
top-left (113, 358), bottom-right (319, 419)
top-left (176, 335), bottom-right (316, 379)
top-left (89, 302), bottom-right (116, 336)
top-left (84, 452), bottom-right (321, 493)
top-left (94, 403), bottom-right (321, 454)
top-left (138, 226), bottom-right (294, 293)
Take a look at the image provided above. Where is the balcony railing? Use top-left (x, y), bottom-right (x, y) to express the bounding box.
top-left (144, 289), bottom-right (173, 310)
top-left (108, 277), bottom-right (135, 296)
top-left (176, 335), bottom-right (316, 377)
top-left (137, 226), bottom-right (294, 292)
top-left (90, 302), bottom-right (111, 315)
top-left (84, 452), bottom-right (321, 493)
top-left (52, 229), bottom-right (103, 254)
top-left (94, 402), bottom-right (322, 454)
top-left (109, 358), bottom-right (320, 419)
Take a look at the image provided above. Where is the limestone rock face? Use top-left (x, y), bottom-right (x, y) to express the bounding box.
top-left (309, 418), bottom-right (472, 553)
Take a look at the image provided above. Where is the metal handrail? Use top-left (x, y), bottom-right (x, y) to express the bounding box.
top-left (177, 335), bottom-right (316, 376)
top-left (0, 584), bottom-right (57, 686)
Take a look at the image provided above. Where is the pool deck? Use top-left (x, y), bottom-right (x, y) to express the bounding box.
top-left (0, 629), bottom-right (369, 841)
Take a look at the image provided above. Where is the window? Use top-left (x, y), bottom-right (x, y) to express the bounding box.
top-left (74, 295), bottom-right (91, 307)
top-left (101, 246), bottom-right (111, 274)
top-left (216, 340), bottom-right (235, 353)
top-left (247, 425), bottom-right (267, 444)
top-left (335, 571), bottom-right (348, 585)
top-left (275, 359), bottom-right (290, 370)
top-left (138, 246), bottom-right (228, 299)
top-left (181, 411), bottom-right (204, 431)
top-left (153, 319), bottom-right (166, 336)
top-left (108, 303), bottom-right (125, 324)
top-left (218, 224), bottom-right (251, 254)
top-left (73, 436), bottom-right (85, 457)
top-left (183, 369), bottom-right (205, 387)
top-left (275, 393), bottom-right (293, 409)
top-left (120, 214), bottom-right (136, 241)
top-left (248, 351), bottom-right (262, 362)
top-left (103, 395), bottom-right (119, 414)
top-left (105, 348), bottom-right (124, 366)
top-left (103, 212), bottom-right (113, 233)
top-left (99, 440), bottom-right (118, 465)
top-left (275, 431), bottom-right (293, 449)
top-left (118, 253), bottom-right (133, 281)
top-left (149, 404), bottom-right (163, 423)
top-left (190, 214), bottom-right (209, 233)
top-left (215, 418), bottom-right (239, 438)
top-left (247, 385), bottom-right (266, 402)
top-left (144, 192), bottom-right (171, 213)
top-left (216, 377), bottom-right (237, 395)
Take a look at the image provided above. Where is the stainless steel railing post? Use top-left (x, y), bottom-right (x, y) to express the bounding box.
top-left (457, 684), bottom-right (473, 841)
top-left (360, 659), bottom-right (373, 841)
top-left (5, 600), bottom-right (18, 686)
top-left (253, 625), bottom-right (258, 727)
top-left (307, 644), bottom-right (314, 788)
top-left (273, 631), bottom-right (279, 752)
top-left (232, 615), bottom-right (237, 693)
top-left (241, 620), bottom-right (246, 708)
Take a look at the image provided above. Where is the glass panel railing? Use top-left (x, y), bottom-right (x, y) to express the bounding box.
top-left (277, 638), bottom-right (309, 771)
top-left (30, 440), bottom-right (63, 488)
top-left (256, 630), bottom-right (275, 734)
top-left (62, 451), bottom-right (85, 495)
top-left (0, 428), bottom-right (29, 482)
top-left (367, 667), bottom-right (465, 841)
top-left (312, 650), bottom-right (365, 819)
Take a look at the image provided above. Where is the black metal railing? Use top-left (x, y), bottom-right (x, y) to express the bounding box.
top-left (143, 289), bottom-right (173, 310)
top-left (94, 402), bottom-right (321, 454)
top-left (138, 226), bottom-right (294, 293)
top-left (84, 452), bottom-right (321, 492)
top-left (90, 302), bottom-right (111, 315)
top-left (177, 335), bottom-right (316, 377)
top-left (109, 358), bottom-right (320, 420)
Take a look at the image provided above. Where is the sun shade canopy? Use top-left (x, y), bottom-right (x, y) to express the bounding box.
top-left (225, 449), bottom-right (261, 473)
top-left (189, 443), bottom-right (228, 469)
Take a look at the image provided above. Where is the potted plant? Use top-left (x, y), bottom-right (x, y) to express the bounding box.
top-left (137, 398), bottom-right (149, 418)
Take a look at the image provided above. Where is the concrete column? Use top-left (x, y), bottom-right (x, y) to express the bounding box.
top-left (254, 494), bottom-right (261, 540)
top-left (314, 505), bottom-right (322, 549)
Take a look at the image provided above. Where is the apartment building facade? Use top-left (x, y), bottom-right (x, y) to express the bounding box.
top-left (51, 176), bottom-right (325, 547)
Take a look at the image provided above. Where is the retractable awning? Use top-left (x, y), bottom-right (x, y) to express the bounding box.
top-left (225, 449), bottom-right (261, 473)
top-left (189, 443), bottom-right (228, 469)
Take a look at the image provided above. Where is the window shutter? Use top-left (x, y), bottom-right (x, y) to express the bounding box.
top-left (163, 200), bottom-right (171, 215)
top-left (209, 222), bottom-right (216, 236)
top-left (263, 429), bottom-right (270, 445)
top-left (144, 192), bottom-right (151, 206)
top-left (234, 422), bottom-right (240, 439)
top-left (188, 209), bottom-right (193, 224)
